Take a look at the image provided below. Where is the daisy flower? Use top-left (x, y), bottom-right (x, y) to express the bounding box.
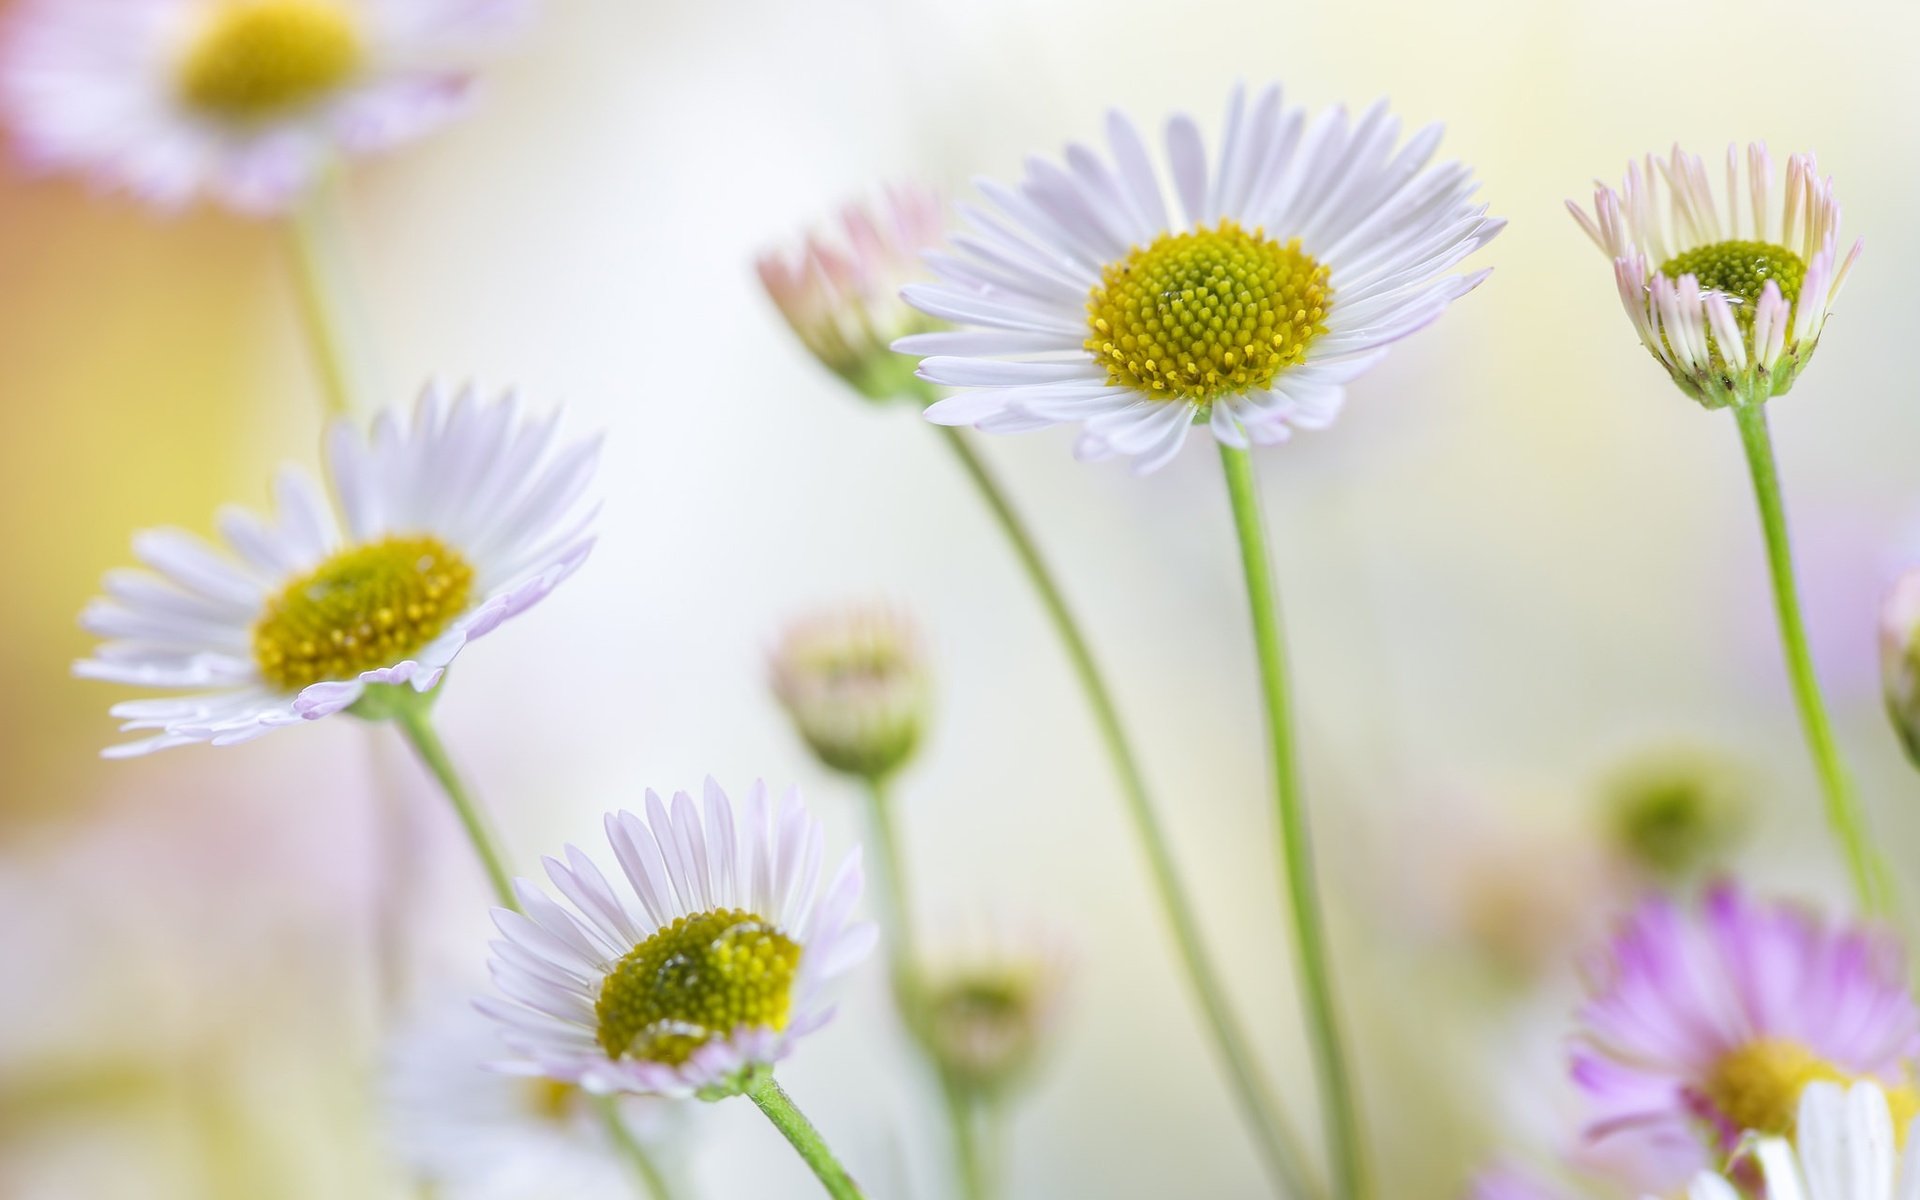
top-left (1689, 1080), bottom-right (1920, 1200)
top-left (75, 385), bottom-right (597, 755)
top-left (386, 999), bottom-right (681, 1200)
top-left (1573, 883), bottom-right (1920, 1191)
top-left (770, 604), bottom-right (931, 784)
top-left (1568, 144), bottom-right (1862, 410)
top-left (756, 183), bottom-right (947, 403)
top-left (0, 0), bottom-right (532, 213)
top-left (477, 779), bottom-right (876, 1101)
top-left (895, 81), bottom-right (1502, 473)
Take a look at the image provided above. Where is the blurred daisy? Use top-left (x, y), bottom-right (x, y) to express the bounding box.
top-left (76, 385), bottom-right (597, 755)
top-left (915, 929), bottom-right (1068, 1100)
top-left (478, 779), bottom-right (875, 1100)
top-left (756, 183), bottom-right (946, 402)
top-left (1574, 883), bottom-right (1919, 1191)
top-left (770, 604), bottom-right (931, 784)
top-left (1569, 144), bottom-right (1862, 409)
top-left (0, 0), bottom-right (532, 213)
top-left (386, 999), bottom-right (680, 1200)
top-left (896, 80), bottom-right (1501, 473)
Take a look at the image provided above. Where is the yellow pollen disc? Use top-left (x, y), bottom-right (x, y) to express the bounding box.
top-left (595, 908), bottom-right (801, 1068)
top-left (521, 1078), bottom-right (577, 1123)
top-left (1085, 219), bottom-right (1331, 404)
top-left (1703, 1039), bottom-right (1846, 1137)
top-left (251, 535), bottom-right (475, 692)
top-left (177, 0), bottom-right (363, 120)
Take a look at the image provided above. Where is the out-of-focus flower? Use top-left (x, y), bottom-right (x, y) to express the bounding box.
top-left (756, 183), bottom-right (946, 402)
top-left (386, 998), bottom-right (681, 1200)
top-left (75, 386), bottom-right (597, 755)
top-left (478, 779), bottom-right (876, 1100)
top-left (1598, 748), bottom-right (1750, 883)
top-left (895, 81), bottom-right (1500, 474)
top-left (771, 606), bottom-right (930, 784)
top-left (1688, 1080), bottom-right (1920, 1200)
top-left (1568, 145), bottom-right (1862, 410)
top-left (1465, 1165), bottom-right (1578, 1200)
top-left (1879, 569), bottom-right (1920, 768)
top-left (914, 931), bottom-right (1067, 1100)
top-left (0, 0), bottom-right (532, 214)
top-left (1573, 884), bottom-right (1919, 1192)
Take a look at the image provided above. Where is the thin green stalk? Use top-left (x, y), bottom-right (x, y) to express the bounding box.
top-left (1218, 443), bottom-right (1367, 1200)
top-left (746, 1075), bottom-right (867, 1200)
top-left (389, 702), bottom-right (517, 911)
top-left (594, 1095), bottom-right (674, 1200)
top-left (1732, 404), bottom-right (1898, 916)
top-left (936, 425), bottom-right (1321, 1200)
top-left (937, 1072), bottom-right (989, 1200)
top-left (284, 177), bottom-right (362, 420)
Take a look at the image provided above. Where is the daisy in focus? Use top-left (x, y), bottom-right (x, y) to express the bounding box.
top-left (1573, 883), bottom-right (1919, 1192)
top-left (895, 81), bottom-right (1502, 473)
top-left (0, 0), bottom-right (532, 213)
top-left (1568, 144), bottom-right (1862, 409)
top-left (76, 385), bottom-right (597, 755)
top-left (477, 779), bottom-right (875, 1101)
top-left (386, 999), bottom-right (681, 1200)
top-left (756, 183), bottom-right (947, 403)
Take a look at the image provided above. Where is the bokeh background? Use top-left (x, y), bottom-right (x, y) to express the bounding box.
top-left (6, 0), bottom-right (1920, 1196)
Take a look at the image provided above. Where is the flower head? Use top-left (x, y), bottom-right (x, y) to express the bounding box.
top-left (1573, 884), bottom-right (1919, 1191)
top-left (0, 0), bottom-right (532, 213)
top-left (1600, 748), bottom-right (1750, 883)
top-left (770, 605), bottom-right (930, 783)
top-left (895, 81), bottom-right (1501, 473)
top-left (914, 929), bottom-right (1067, 1099)
top-left (756, 183), bottom-right (946, 402)
top-left (76, 385), bottom-right (597, 755)
top-left (478, 780), bottom-right (876, 1100)
top-left (1880, 570), bottom-right (1920, 768)
top-left (1687, 1080), bottom-right (1920, 1200)
top-left (1569, 145), bottom-right (1863, 409)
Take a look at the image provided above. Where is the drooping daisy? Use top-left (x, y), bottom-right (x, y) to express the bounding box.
top-left (386, 998), bottom-right (681, 1200)
top-left (75, 385), bottom-right (597, 755)
top-left (894, 81), bottom-right (1502, 473)
top-left (0, 0), bottom-right (532, 213)
top-left (1688, 1081), bottom-right (1920, 1200)
top-left (1573, 883), bottom-right (1920, 1191)
top-left (478, 779), bottom-right (875, 1100)
top-left (770, 604), bottom-right (931, 784)
top-left (756, 183), bottom-right (947, 403)
top-left (1568, 144), bottom-right (1862, 410)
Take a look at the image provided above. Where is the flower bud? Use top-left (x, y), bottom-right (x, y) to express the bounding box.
top-left (1600, 747), bottom-right (1750, 881)
top-left (771, 606), bottom-right (930, 782)
top-left (915, 940), bottom-right (1065, 1099)
top-left (1880, 570), bottom-right (1920, 767)
top-left (756, 184), bottom-right (946, 403)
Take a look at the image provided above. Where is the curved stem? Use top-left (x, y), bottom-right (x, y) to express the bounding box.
top-left (593, 1095), bottom-right (674, 1200)
top-left (1218, 443), bottom-right (1368, 1200)
top-left (1733, 404), bottom-right (1898, 916)
top-left (388, 701), bottom-right (517, 911)
top-left (746, 1075), bottom-right (867, 1200)
top-left (284, 177), bottom-right (362, 421)
top-left (936, 425), bottom-right (1322, 1200)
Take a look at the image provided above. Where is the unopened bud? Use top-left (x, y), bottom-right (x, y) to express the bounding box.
top-left (1880, 571), bottom-right (1920, 767)
top-left (771, 606), bottom-right (930, 782)
top-left (1601, 747), bottom-right (1750, 881)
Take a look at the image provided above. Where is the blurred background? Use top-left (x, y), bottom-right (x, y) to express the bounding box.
top-left (5, 0), bottom-right (1920, 1195)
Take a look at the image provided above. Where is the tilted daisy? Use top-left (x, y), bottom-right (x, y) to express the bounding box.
top-left (478, 779), bottom-right (876, 1101)
top-left (1573, 883), bottom-right (1920, 1191)
top-left (76, 385), bottom-right (597, 755)
top-left (1569, 144), bottom-right (1862, 410)
top-left (0, 0), bottom-right (532, 213)
top-left (1688, 1081), bottom-right (1920, 1200)
top-left (896, 81), bottom-right (1502, 473)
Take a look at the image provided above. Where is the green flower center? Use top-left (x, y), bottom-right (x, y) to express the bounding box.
top-left (595, 908), bottom-right (801, 1067)
top-left (252, 535), bottom-right (475, 691)
top-left (1659, 240), bottom-right (1806, 332)
top-left (177, 0), bottom-right (362, 120)
top-left (1085, 219), bottom-right (1331, 403)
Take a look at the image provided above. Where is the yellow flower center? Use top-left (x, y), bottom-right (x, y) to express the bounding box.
top-left (595, 908), bottom-right (801, 1068)
top-left (1703, 1039), bottom-right (1920, 1141)
top-left (1085, 219), bottom-right (1331, 404)
top-left (177, 0), bottom-right (363, 120)
top-left (1660, 240), bottom-right (1807, 333)
top-left (521, 1078), bottom-right (578, 1123)
top-left (252, 535), bottom-right (475, 691)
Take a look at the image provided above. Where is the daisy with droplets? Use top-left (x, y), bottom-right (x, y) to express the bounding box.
top-left (1569, 147), bottom-right (1893, 919)
top-left (898, 81), bottom-right (1501, 474)
top-left (479, 779), bottom-right (875, 1197)
top-left (0, 0), bottom-right (532, 213)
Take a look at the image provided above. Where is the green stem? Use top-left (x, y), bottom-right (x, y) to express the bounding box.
top-left (1732, 404), bottom-right (1897, 916)
top-left (1218, 443), bottom-right (1368, 1200)
top-left (936, 425), bottom-right (1322, 1200)
top-left (388, 701), bottom-right (517, 911)
top-left (746, 1075), bottom-right (867, 1200)
top-left (284, 175), bottom-right (361, 421)
top-left (938, 1073), bottom-right (989, 1200)
top-left (593, 1095), bottom-right (674, 1200)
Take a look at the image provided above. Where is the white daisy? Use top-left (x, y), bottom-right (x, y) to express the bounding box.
top-left (386, 998), bottom-right (681, 1200)
top-left (75, 385), bottom-right (597, 756)
top-left (894, 81), bottom-right (1502, 474)
top-left (1568, 144), bottom-right (1863, 410)
top-left (0, 0), bottom-right (532, 213)
top-left (477, 779), bottom-right (876, 1100)
top-left (1686, 1081), bottom-right (1920, 1200)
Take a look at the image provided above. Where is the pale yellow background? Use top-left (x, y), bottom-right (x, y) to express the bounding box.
top-left (5, 0), bottom-right (1920, 1196)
